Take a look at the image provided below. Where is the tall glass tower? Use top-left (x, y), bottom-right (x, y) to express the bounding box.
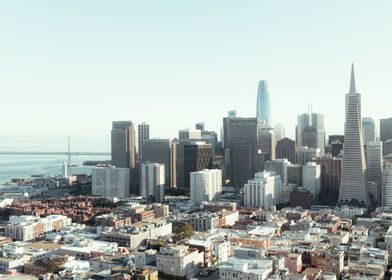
top-left (256, 80), bottom-right (271, 127)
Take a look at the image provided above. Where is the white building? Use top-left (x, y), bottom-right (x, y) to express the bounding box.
top-left (6, 215), bottom-right (71, 242)
top-left (156, 244), bottom-right (204, 278)
top-left (302, 162), bottom-right (321, 200)
top-left (265, 159), bottom-right (290, 185)
top-left (244, 171), bottom-right (282, 209)
top-left (92, 167), bottom-right (130, 198)
top-left (190, 169), bottom-right (222, 206)
top-left (219, 257), bottom-right (273, 280)
top-left (140, 162), bottom-right (165, 202)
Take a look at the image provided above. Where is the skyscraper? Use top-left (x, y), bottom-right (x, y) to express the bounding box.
top-left (256, 80), bottom-right (272, 127)
top-left (366, 141), bottom-right (383, 189)
top-left (223, 117), bottom-right (259, 188)
top-left (302, 162), bottom-right (321, 200)
top-left (380, 118), bottom-right (392, 142)
top-left (259, 127), bottom-right (276, 161)
top-left (362, 117), bottom-right (376, 146)
top-left (142, 139), bottom-right (171, 187)
top-left (316, 154), bottom-right (342, 204)
top-left (138, 123), bottom-right (150, 163)
top-left (111, 121), bottom-right (137, 194)
top-left (176, 141), bottom-right (213, 192)
top-left (296, 109), bottom-right (325, 155)
top-left (338, 64), bottom-right (369, 207)
top-left (276, 137), bottom-right (296, 163)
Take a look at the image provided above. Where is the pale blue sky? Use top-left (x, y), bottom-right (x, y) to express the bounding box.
top-left (0, 1), bottom-right (391, 150)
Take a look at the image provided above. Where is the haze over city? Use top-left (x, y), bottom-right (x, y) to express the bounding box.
top-left (1, 1), bottom-right (391, 145)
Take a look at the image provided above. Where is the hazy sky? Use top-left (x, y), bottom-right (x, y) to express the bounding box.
top-left (1, 1), bottom-right (391, 150)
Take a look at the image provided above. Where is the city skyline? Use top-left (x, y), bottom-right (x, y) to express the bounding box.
top-left (1, 1), bottom-right (391, 143)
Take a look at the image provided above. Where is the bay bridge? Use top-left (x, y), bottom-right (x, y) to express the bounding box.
top-left (0, 136), bottom-right (111, 164)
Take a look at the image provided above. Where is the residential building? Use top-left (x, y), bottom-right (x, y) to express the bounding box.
top-left (140, 162), bottom-right (165, 203)
top-left (190, 169), bottom-right (222, 206)
top-left (156, 245), bottom-right (203, 278)
top-left (92, 167), bottom-right (130, 198)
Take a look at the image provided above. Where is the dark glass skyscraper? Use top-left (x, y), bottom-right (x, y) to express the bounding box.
top-left (256, 80), bottom-right (271, 127)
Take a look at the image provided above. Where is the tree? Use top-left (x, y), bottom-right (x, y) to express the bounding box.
top-left (173, 223), bottom-right (194, 240)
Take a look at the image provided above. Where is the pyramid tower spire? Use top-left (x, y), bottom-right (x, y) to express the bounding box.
top-left (350, 63), bottom-right (356, 93)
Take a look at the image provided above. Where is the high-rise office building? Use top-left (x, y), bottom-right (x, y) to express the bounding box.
top-left (302, 162), bottom-right (321, 200)
top-left (287, 164), bottom-right (303, 186)
top-left (140, 162), bottom-right (165, 203)
top-left (111, 121), bottom-right (137, 194)
top-left (366, 141), bottom-right (383, 188)
top-left (223, 117), bottom-right (259, 188)
top-left (362, 118), bottom-right (376, 146)
top-left (297, 147), bottom-right (320, 165)
top-left (382, 157), bottom-right (392, 208)
top-left (244, 171), bottom-right (282, 209)
top-left (259, 128), bottom-right (276, 161)
top-left (316, 154), bottom-right (341, 203)
top-left (138, 123), bottom-right (150, 163)
top-left (276, 137), bottom-right (296, 163)
top-left (92, 167), bottom-right (130, 198)
top-left (384, 140), bottom-right (392, 156)
top-left (170, 139), bottom-right (178, 187)
top-left (338, 64), bottom-right (369, 207)
top-left (380, 118), bottom-right (392, 142)
top-left (176, 141), bottom-right (213, 192)
top-left (179, 129), bottom-right (202, 140)
top-left (265, 159), bottom-right (290, 185)
top-left (296, 109), bottom-right (325, 155)
top-left (273, 124), bottom-right (286, 143)
top-left (142, 139), bottom-right (171, 186)
top-left (190, 169), bottom-right (222, 206)
top-left (256, 80), bottom-right (272, 127)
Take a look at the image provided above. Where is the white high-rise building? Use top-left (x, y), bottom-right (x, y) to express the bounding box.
top-left (190, 169), bottom-right (222, 206)
top-left (92, 167), bottom-right (130, 198)
top-left (338, 64), bottom-right (369, 207)
top-left (383, 159), bottom-right (392, 208)
top-left (366, 141), bottom-right (383, 188)
top-left (140, 162), bottom-right (165, 203)
top-left (265, 158), bottom-right (290, 184)
top-left (244, 171), bottom-right (282, 209)
top-left (302, 162), bottom-right (321, 200)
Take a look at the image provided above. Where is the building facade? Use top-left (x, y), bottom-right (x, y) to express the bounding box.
top-left (244, 171), bottom-right (282, 209)
top-left (276, 137), bottom-right (296, 164)
top-left (140, 163), bottom-right (165, 203)
top-left (190, 169), bottom-right (222, 206)
top-left (338, 64), bottom-right (369, 207)
top-left (111, 121), bottom-right (137, 194)
top-left (92, 167), bottom-right (130, 198)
